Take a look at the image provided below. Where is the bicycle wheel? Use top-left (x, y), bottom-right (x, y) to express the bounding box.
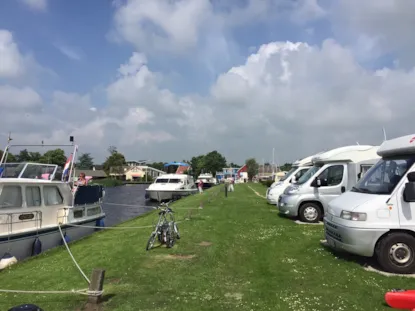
top-left (173, 222), bottom-right (180, 240)
top-left (166, 222), bottom-right (176, 248)
top-left (146, 232), bottom-right (157, 251)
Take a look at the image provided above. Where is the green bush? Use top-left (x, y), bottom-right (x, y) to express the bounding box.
top-left (260, 180), bottom-right (274, 187)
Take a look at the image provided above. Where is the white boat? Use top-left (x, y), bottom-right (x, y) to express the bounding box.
top-left (196, 172), bottom-right (217, 188)
top-left (145, 174), bottom-right (198, 202)
top-left (0, 136), bottom-right (105, 268)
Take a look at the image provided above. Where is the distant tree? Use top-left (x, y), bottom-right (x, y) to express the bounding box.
top-left (148, 162), bottom-right (165, 171)
top-left (204, 151), bottom-right (227, 177)
top-left (77, 153), bottom-right (94, 170)
top-left (190, 155), bottom-right (205, 178)
top-left (279, 163), bottom-right (293, 172)
top-left (29, 152), bottom-right (41, 162)
top-left (39, 149), bottom-right (67, 167)
top-left (229, 162), bottom-right (241, 168)
top-left (103, 146), bottom-right (127, 176)
top-left (0, 150), bottom-right (16, 162)
top-left (15, 149), bottom-right (41, 162)
top-left (245, 158), bottom-right (259, 181)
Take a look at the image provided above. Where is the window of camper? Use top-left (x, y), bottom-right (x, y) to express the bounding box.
top-left (318, 165), bottom-right (344, 187)
top-left (294, 168), bottom-right (309, 180)
top-left (359, 165), bottom-right (373, 180)
top-left (26, 186), bottom-right (41, 207)
top-left (0, 185), bottom-right (23, 208)
top-left (43, 186), bottom-right (63, 206)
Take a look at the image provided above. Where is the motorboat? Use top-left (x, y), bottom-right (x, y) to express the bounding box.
top-left (196, 172), bottom-right (217, 189)
top-left (0, 136), bottom-right (105, 269)
top-left (145, 173), bottom-right (198, 202)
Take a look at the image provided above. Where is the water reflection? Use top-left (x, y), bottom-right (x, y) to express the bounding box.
top-left (102, 184), bottom-right (158, 227)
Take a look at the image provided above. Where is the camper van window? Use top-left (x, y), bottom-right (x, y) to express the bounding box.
top-left (26, 186), bottom-right (41, 207)
top-left (156, 178), bottom-right (169, 183)
top-left (317, 165), bottom-right (344, 186)
top-left (0, 185), bottom-right (23, 208)
top-left (294, 168), bottom-right (309, 180)
top-left (352, 157), bottom-right (415, 195)
top-left (168, 179), bottom-right (181, 183)
top-left (297, 165), bottom-right (323, 185)
top-left (279, 167), bottom-right (297, 182)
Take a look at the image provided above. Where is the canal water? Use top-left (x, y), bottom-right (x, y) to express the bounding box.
top-left (101, 184), bottom-right (158, 226)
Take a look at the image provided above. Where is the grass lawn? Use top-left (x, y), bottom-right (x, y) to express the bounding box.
top-left (0, 183), bottom-right (413, 310)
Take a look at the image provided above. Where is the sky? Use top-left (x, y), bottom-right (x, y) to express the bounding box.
top-left (1, 0), bottom-right (415, 165)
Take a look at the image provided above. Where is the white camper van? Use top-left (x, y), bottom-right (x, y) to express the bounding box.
top-left (266, 154), bottom-right (318, 204)
top-left (324, 134), bottom-right (415, 274)
top-left (278, 145), bottom-right (380, 223)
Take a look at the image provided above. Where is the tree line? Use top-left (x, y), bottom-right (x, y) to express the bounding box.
top-left (0, 146), bottom-right (293, 181)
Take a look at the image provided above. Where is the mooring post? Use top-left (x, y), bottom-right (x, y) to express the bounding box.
top-left (87, 269), bottom-right (105, 305)
top-left (224, 183), bottom-right (228, 197)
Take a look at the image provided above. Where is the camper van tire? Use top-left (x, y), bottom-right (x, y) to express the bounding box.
top-left (376, 232), bottom-right (415, 274)
top-left (298, 202), bottom-right (322, 223)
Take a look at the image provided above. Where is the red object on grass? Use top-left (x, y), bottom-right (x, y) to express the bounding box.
top-left (385, 289), bottom-right (415, 310)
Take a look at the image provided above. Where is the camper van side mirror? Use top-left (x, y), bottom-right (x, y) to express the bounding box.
top-left (311, 177), bottom-right (321, 188)
top-left (407, 172), bottom-right (415, 183)
top-left (403, 182), bottom-right (415, 202)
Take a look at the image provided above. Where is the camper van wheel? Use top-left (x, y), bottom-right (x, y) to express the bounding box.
top-left (376, 232), bottom-right (415, 274)
top-left (298, 203), bottom-right (321, 223)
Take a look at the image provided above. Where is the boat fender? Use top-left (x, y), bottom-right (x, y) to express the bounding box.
top-left (31, 237), bottom-right (42, 256)
top-left (95, 219), bottom-right (105, 231)
top-left (8, 304), bottom-right (44, 311)
top-left (0, 252), bottom-right (18, 270)
top-left (60, 233), bottom-right (70, 245)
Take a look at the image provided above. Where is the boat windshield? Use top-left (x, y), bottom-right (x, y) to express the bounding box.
top-left (296, 164), bottom-right (323, 185)
top-left (352, 156), bottom-right (415, 195)
top-left (169, 179), bottom-right (182, 183)
top-left (0, 163), bottom-right (25, 178)
top-left (156, 178), bottom-right (169, 183)
top-left (279, 167), bottom-right (297, 182)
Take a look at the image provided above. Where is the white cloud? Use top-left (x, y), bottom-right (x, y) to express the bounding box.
top-left (53, 43), bottom-right (83, 61)
top-left (330, 0), bottom-right (415, 67)
top-left (20, 0), bottom-right (47, 12)
top-left (0, 30), bottom-right (26, 78)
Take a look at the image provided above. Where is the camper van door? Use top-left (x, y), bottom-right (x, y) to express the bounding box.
top-left (312, 163), bottom-right (347, 211)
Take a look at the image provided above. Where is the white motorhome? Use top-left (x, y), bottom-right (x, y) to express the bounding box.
top-left (266, 154), bottom-right (320, 204)
top-left (278, 145), bottom-right (380, 223)
top-left (324, 134), bottom-right (415, 274)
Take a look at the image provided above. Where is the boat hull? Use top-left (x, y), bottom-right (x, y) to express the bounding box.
top-left (0, 215), bottom-right (105, 263)
top-left (146, 189), bottom-right (199, 202)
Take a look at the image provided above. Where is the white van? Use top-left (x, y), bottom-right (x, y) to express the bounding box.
top-left (278, 145), bottom-right (379, 223)
top-left (324, 134), bottom-right (415, 274)
top-left (266, 154), bottom-right (318, 204)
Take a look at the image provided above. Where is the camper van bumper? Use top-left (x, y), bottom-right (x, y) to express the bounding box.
top-left (277, 194), bottom-right (299, 217)
top-left (324, 217), bottom-right (387, 257)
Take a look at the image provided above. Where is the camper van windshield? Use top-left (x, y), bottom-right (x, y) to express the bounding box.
top-left (352, 156), bottom-right (415, 195)
top-left (296, 165), bottom-right (323, 185)
top-left (279, 167), bottom-right (297, 182)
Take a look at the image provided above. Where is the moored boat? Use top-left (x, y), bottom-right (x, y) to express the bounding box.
top-left (0, 136), bottom-right (105, 268)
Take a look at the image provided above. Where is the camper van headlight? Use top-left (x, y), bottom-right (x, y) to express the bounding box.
top-left (340, 211), bottom-right (367, 221)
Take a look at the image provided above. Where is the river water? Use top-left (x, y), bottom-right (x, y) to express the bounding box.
top-left (101, 184), bottom-right (158, 226)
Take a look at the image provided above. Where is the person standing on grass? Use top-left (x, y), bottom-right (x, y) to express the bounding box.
top-left (198, 179), bottom-right (204, 193)
top-left (229, 177), bottom-right (235, 192)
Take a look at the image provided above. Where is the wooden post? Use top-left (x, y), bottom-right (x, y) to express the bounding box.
top-left (87, 269), bottom-right (105, 305)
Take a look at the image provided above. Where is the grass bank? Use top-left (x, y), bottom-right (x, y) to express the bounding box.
top-left (0, 184), bottom-right (413, 310)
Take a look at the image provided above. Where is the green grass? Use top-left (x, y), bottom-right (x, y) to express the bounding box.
top-left (0, 184), bottom-right (413, 310)
top-left (90, 178), bottom-right (124, 187)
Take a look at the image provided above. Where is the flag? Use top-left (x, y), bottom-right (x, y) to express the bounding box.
top-left (62, 154), bottom-right (73, 181)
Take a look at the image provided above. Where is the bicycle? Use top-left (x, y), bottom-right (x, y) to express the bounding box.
top-left (146, 201), bottom-right (180, 251)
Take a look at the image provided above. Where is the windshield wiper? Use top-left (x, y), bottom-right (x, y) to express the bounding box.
top-left (351, 186), bottom-right (360, 193)
top-left (357, 187), bottom-right (373, 194)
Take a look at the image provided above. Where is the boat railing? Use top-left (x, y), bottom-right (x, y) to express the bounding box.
top-left (0, 211), bottom-right (42, 235)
